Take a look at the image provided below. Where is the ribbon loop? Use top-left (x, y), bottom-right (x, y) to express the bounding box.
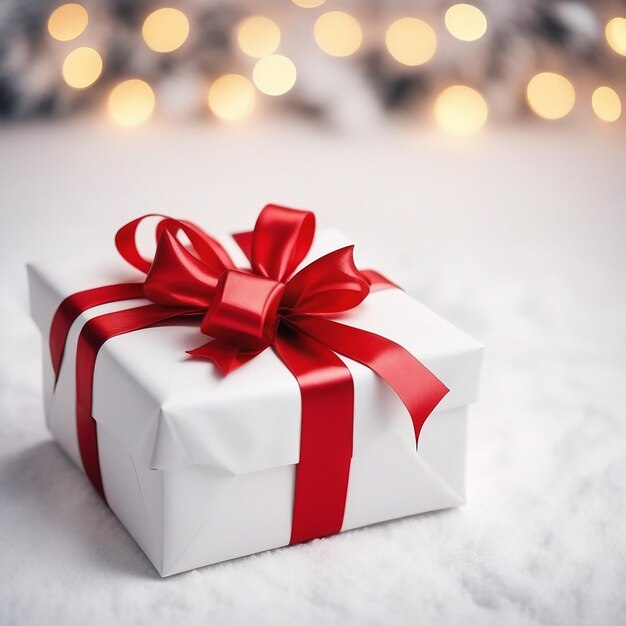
top-left (281, 246), bottom-right (370, 315)
top-left (144, 230), bottom-right (218, 308)
top-left (250, 204), bottom-right (315, 282)
top-left (115, 213), bottom-right (234, 275)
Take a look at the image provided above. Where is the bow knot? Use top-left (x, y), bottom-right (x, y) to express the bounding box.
top-left (127, 204), bottom-right (373, 374)
top-left (201, 270), bottom-right (285, 351)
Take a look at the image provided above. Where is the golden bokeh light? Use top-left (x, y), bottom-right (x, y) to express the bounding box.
top-left (207, 74), bottom-right (256, 122)
top-left (385, 18), bottom-right (437, 66)
top-left (526, 72), bottom-right (575, 120)
top-left (292, 0), bottom-right (325, 7)
top-left (314, 11), bottom-right (362, 57)
top-left (253, 54), bottom-right (297, 96)
top-left (434, 85), bottom-right (488, 136)
top-left (237, 16), bottom-right (281, 58)
top-left (108, 79), bottom-right (155, 127)
top-left (62, 47), bottom-right (103, 89)
top-left (592, 86), bottom-right (621, 122)
top-left (605, 17), bottom-right (626, 56)
top-left (48, 3), bottom-right (88, 41)
top-left (445, 4), bottom-right (487, 42)
top-left (142, 8), bottom-right (190, 53)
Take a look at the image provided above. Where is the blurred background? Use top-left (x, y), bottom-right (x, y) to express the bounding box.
top-left (1, 0), bottom-right (625, 128)
top-left (1, 2), bottom-right (625, 625)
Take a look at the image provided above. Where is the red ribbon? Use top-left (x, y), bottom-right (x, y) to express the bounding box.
top-left (49, 205), bottom-right (449, 543)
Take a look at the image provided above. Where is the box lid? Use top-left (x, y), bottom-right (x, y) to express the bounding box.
top-left (28, 229), bottom-right (483, 476)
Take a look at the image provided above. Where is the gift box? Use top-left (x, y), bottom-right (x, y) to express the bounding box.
top-left (27, 205), bottom-right (483, 576)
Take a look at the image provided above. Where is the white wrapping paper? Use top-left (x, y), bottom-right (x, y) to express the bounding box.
top-left (28, 229), bottom-right (483, 576)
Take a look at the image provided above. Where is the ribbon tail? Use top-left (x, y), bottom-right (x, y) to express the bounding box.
top-left (75, 304), bottom-right (197, 500)
top-left (273, 325), bottom-right (354, 544)
top-left (50, 283), bottom-right (146, 385)
top-left (360, 269), bottom-right (400, 291)
top-left (187, 339), bottom-right (262, 375)
top-left (291, 316), bottom-right (449, 447)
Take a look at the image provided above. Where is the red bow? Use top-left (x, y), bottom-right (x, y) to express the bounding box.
top-left (49, 205), bottom-right (448, 544)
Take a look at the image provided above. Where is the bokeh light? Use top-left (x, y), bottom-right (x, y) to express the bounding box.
top-left (207, 74), bottom-right (256, 122)
top-left (314, 11), bottom-right (362, 57)
top-left (292, 0), bottom-right (326, 9)
top-left (62, 47), bottom-right (103, 89)
top-left (237, 16), bottom-right (281, 59)
top-left (253, 55), bottom-right (297, 96)
top-left (434, 85), bottom-right (488, 136)
top-left (605, 17), bottom-right (626, 56)
top-left (445, 4), bottom-right (487, 42)
top-left (526, 72), bottom-right (575, 120)
top-left (385, 18), bottom-right (437, 66)
top-left (108, 79), bottom-right (155, 127)
top-left (142, 8), bottom-right (190, 53)
top-left (591, 86), bottom-right (621, 122)
top-left (48, 3), bottom-right (88, 42)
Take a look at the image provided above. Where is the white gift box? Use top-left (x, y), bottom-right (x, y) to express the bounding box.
top-left (28, 228), bottom-right (483, 576)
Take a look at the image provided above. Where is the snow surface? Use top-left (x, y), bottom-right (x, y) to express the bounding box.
top-left (1, 119), bottom-right (625, 625)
